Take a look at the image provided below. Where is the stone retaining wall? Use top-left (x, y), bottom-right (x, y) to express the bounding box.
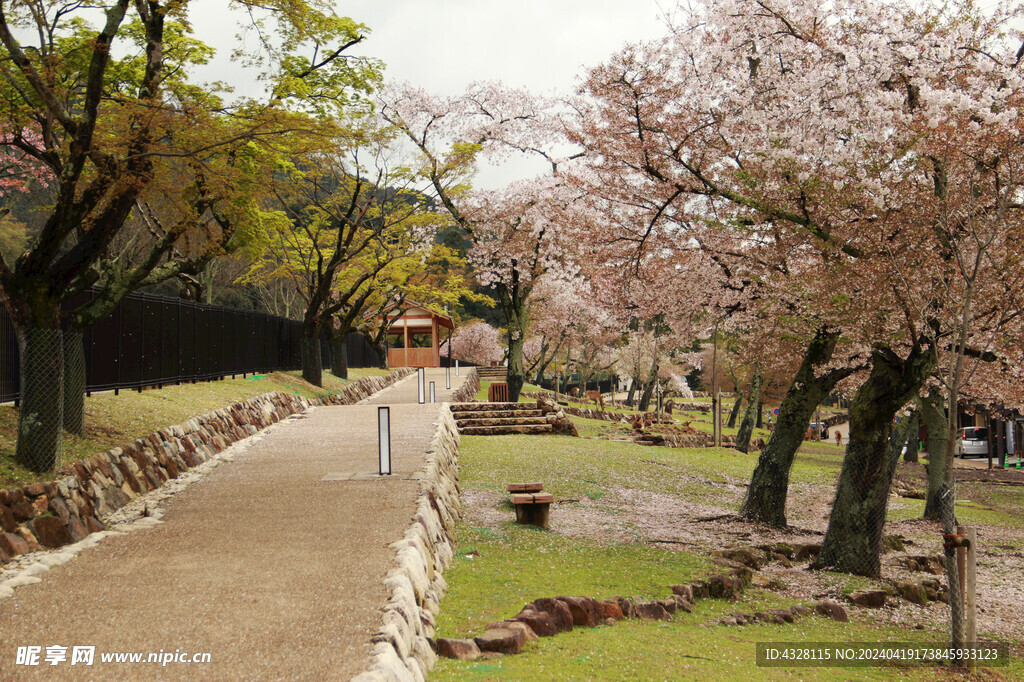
top-left (0, 369), bottom-right (416, 565)
top-left (354, 407), bottom-right (463, 682)
top-left (449, 369), bottom-right (479, 404)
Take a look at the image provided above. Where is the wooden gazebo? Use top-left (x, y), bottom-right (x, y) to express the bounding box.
top-left (375, 302), bottom-right (454, 368)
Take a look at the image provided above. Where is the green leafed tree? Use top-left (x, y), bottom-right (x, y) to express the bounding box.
top-left (0, 0), bottom-right (379, 471)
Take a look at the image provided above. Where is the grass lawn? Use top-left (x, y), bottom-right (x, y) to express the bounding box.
top-left (434, 427), bottom-right (1023, 681)
top-left (0, 367), bottom-right (390, 488)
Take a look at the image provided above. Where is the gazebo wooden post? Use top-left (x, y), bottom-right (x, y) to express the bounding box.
top-left (431, 315), bottom-right (439, 368)
top-left (403, 313), bottom-right (409, 368)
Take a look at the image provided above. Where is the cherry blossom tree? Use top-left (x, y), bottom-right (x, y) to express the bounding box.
top-left (380, 82), bottom-right (583, 401)
top-left (572, 0), bottom-right (1024, 579)
top-left (442, 321), bottom-right (503, 367)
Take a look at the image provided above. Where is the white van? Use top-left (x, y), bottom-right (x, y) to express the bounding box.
top-left (957, 427), bottom-right (988, 458)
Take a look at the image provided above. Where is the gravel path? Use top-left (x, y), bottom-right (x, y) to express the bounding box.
top-left (0, 369), bottom-right (464, 680)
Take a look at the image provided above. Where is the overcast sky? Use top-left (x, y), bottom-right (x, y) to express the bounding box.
top-left (189, 1), bottom-right (670, 187)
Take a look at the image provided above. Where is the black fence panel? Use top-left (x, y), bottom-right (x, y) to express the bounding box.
top-left (119, 296), bottom-right (145, 389)
top-left (346, 332), bottom-right (381, 369)
top-left (0, 309), bottom-right (17, 402)
top-left (0, 289), bottom-right (394, 403)
top-left (0, 291), bottom-right (311, 401)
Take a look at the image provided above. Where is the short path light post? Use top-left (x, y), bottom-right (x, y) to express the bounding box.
top-left (418, 367), bottom-right (425, 404)
top-left (429, 381), bottom-right (436, 403)
top-left (446, 366), bottom-right (451, 390)
top-left (378, 406), bottom-right (391, 476)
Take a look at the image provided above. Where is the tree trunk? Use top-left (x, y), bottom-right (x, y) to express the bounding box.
top-left (62, 329), bottom-right (86, 436)
top-left (814, 345), bottom-right (934, 577)
top-left (638, 363), bottom-right (659, 412)
top-left (301, 325), bottom-right (323, 387)
top-left (920, 390), bottom-right (948, 520)
top-left (533, 341), bottom-right (560, 385)
top-left (740, 329), bottom-right (848, 526)
top-left (727, 395), bottom-right (743, 428)
top-left (15, 326), bottom-right (64, 472)
top-left (902, 411), bottom-right (920, 463)
top-left (735, 371), bottom-right (763, 453)
top-left (507, 327), bottom-right (526, 402)
top-left (756, 407), bottom-right (763, 429)
top-left (374, 341), bottom-right (389, 369)
top-left (498, 275), bottom-right (530, 403)
top-left (330, 330), bottom-right (349, 380)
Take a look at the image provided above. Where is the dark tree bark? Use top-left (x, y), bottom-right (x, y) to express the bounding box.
top-left (507, 330), bottom-right (526, 402)
top-left (62, 330), bottom-right (86, 436)
top-left (756, 407), bottom-right (763, 429)
top-left (740, 329), bottom-right (853, 526)
top-left (497, 261), bottom-right (531, 403)
top-left (920, 390), bottom-right (949, 520)
top-left (902, 411), bottom-right (920, 463)
top-left (301, 324), bottom-right (323, 387)
top-left (637, 362), bottom-right (659, 412)
top-left (15, 327), bottom-right (64, 472)
top-left (813, 344), bottom-right (935, 577)
top-left (735, 370), bottom-right (763, 453)
top-left (371, 336), bottom-right (389, 369)
top-left (727, 395), bottom-right (743, 428)
top-left (330, 333), bottom-right (348, 380)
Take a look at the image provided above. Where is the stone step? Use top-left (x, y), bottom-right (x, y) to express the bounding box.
top-left (451, 409), bottom-right (544, 420)
top-left (459, 424), bottom-right (553, 436)
top-left (450, 402), bottom-right (538, 412)
top-left (457, 416), bottom-right (550, 428)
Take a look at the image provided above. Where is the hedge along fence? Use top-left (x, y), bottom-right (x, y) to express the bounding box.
top-left (0, 368), bottom-right (415, 565)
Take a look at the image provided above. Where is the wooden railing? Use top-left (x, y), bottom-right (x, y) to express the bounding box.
top-left (388, 347), bottom-right (436, 368)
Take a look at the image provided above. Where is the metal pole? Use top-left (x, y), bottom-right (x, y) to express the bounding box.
top-left (429, 381), bottom-right (435, 403)
top-left (418, 367), bottom-right (425, 404)
top-left (378, 406), bottom-right (391, 476)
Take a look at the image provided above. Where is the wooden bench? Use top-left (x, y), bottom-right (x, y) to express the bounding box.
top-left (507, 482), bottom-right (544, 493)
top-left (510, 492), bottom-right (553, 529)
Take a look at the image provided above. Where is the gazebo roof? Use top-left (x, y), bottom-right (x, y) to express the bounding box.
top-left (373, 300), bottom-right (454, 331)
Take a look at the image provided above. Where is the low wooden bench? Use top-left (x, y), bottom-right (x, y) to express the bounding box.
top-left (507, 482), bottom-right (543, 493)
top-left (510, 492), bottom-right (554, 529)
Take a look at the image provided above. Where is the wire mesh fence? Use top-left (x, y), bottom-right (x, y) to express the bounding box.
top-left (15, 327), bottom-right (64, 473)
top-left (940, 483), bottom-right (966, 649)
